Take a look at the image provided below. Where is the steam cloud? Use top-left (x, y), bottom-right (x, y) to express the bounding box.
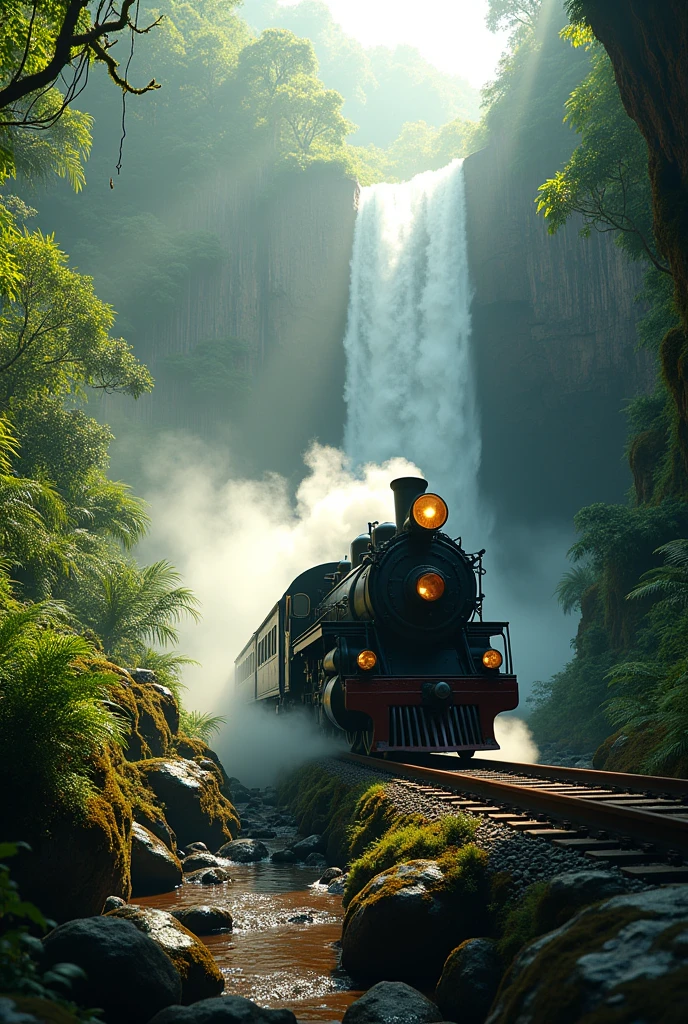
top-left (475, 716), bottom-right (539, 764)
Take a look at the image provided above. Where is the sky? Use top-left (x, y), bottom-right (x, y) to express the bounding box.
top-left (278, 0), bottom-right (512, 88)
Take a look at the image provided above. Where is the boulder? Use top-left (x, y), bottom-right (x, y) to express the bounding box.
top-left (107, 905), bottom-right (224, 1004)
top-left (12, 747), bottom-right (131, 922)
top-left (138, 759), bottom-right (239, 849)
top-left (151, 684), bottom-right (181, 735)
top-left (319, 867), bottom-right (343, 885)
top-left (171, 905), bottom-right (233, 935)
top-left (244, 829), bottom-right (277, 840)
top-left (327, 874), bottom-right (348, 896)
top-left (291, 835), bottom-right (325, 860)
top-left (342, 853), bottom-right (489, 982)
top-left (228, 778), bottom-right (253, 803)
top-left (531, 869), bottom-right (627, 933)
top-left (147, 995), bottom-right (297, 1023)
top-left (134, 806), bottom-right (177, 853)
top-left (186, 842), bottom-right (209, 853)
top-left (486, 885), bottom-right (688, 1023)
top-left (271, 849), bottom-right (298, 864)
top-left (131, 822), bottom-right (183, 896)
top-left (103, 896), bottom-right (127, 912)
top-left (130, 668), bottom-right (157, 684)
top-left (185, 867), bottom-right (233, 885)
top-left (304, 852), bottom-right (327, 867)
top-left (342, 981), bottom-right (444, 1024)
top-left (41, 916), bottom-right (181, 1023)
top-left (182, 853), bottom-right (223, 873)
top-left (216, 839), bottom-right (268, 863)
top-left (435, 939), bottom-right (502, 1024)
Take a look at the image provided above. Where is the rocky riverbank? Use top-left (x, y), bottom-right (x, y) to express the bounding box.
top-left (3, 733), bottom-right (688, 1023)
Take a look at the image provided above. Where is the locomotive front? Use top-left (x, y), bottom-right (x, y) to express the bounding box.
top-left (294, 476), bottom-right (519, 756)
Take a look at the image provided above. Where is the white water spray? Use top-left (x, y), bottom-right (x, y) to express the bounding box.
top-left (344, 160), bottom-right (484, 545)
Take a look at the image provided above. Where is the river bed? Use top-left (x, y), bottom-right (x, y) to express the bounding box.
top-left (139, 858), bottom-right (363, 1021)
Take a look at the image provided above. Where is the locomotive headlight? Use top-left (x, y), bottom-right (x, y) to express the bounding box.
top-left (357, 649), bottom-right (377, 671)
top-left (411, 493), bottom-right (448, 531)
top-left (416, 572), bottom-right (445, 602)
top-left (482, 649), bottom-right (503, 670)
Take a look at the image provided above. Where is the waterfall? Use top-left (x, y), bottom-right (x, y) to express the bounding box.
top-left (343, 159), bottom-right (484, 546)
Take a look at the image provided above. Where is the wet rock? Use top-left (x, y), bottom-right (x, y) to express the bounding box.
top-left (305, 852), bottom-right (328, 867)
top-left (185, 866), bottom-right (232, 885)
top-left (342, 981), bottom-right (443, 1024)
top-left (327, 874), bottom-right (348, 895)
top-left (531, 869), bottom-right (627, 933)
top-left (262, 792), bottom-right (278, 807)
top-left (102, 896), bottom-right (126, 912)
top-left (435, 939), bottom-right (502, 1024)
top-left (130, 668), bottom-right (157, 684)
top-left (182, 852), bottom-right (223, 873)
top-left (216, 839), bottom-right (268, 863)
top-left (134, 806), bottom-right (177, 853)
top-left (342, 855), bottom-right (489, 982)
top-left (291, 834), bottom-right (326, 860)
top-left (486, 885), bottom-right (688, 1024)
top-left (139, 759), bottom-right (239, 849)
top-left (186, 841), bottom-right (209, 852)
top-left (319, 867), bottom-right (343, 885)
top-left (271, 849), bottom-right (298, 864)
top-left (171, 905), bottom-right (233, 935)
top-left (287, 913), bottom-right (314, 924)
top-left (228, 778), bottom-right (253, 803)
top-left (147, 994), bottom-right (297, 1023)
top-left (244, 829), bottom-right (277, 840)
top-left (107, 905), bottom-right (224, 1004)
top-left (41, 916), bottom-right (181, 1023)
top-left (131, 822), bottom-right (183, 896)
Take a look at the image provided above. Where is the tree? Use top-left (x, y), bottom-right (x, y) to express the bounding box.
top-left (274, 74), bottom-right (354, 157)
top-left (486, 0), bottom-right (543, 34)
top-left (73, 559), bottom-right (201, 663)
top-left (0, 231), bottom-right (152, 411)
top-left (536, 42), bottom-right (667, 274)
top-left (236, 27), bottom-right (318, 121)
top-left (0, 1), bottom-right (161, 128)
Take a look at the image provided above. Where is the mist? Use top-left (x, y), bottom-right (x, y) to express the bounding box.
top-left (139, 439), bottom-right (421, 711)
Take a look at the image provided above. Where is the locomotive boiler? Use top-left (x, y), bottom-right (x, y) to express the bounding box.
top-left (234, 476), bottom-right (518, 756)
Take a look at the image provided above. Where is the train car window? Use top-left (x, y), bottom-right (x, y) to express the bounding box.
top-left (292, 593), bottom-right (310, 617)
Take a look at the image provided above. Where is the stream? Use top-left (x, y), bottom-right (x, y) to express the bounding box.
top-left (139, 857), bottom-right (363, 1021)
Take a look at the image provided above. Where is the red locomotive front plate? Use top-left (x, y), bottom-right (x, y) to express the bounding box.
top-left (344, 676), bottom-right (519, 753)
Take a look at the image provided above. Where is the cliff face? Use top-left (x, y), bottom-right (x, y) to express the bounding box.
top-left (464, 139), bottom-right (653, 526)
top-left (143, 164), bottom-right (358, 477)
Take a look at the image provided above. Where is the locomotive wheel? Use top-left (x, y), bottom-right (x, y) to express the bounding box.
top-left (458, 750), bottom-right (475, 765)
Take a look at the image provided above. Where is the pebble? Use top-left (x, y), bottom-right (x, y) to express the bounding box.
top-left (313, 758), bottom-right (647, 897)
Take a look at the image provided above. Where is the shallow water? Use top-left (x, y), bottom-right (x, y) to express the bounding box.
top-left (139, 858), bottom-right (363, 1021)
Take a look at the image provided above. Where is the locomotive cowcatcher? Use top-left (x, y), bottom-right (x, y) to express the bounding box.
top-left (235, 476), bottom-right (518, 757)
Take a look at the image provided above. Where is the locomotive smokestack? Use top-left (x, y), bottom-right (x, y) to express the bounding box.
top-left (390, 477), bottom-right (429, 532)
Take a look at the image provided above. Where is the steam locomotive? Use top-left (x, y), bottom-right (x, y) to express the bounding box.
top-left (234, 477), bottom-right (518, 756)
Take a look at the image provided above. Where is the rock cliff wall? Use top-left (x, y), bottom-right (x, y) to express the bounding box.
top-left (464, 139), bottom-right (653, 526)
top-left (141, 164), bottom-right (358, 478)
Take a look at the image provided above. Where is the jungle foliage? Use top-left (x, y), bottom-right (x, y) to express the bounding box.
top-left (526, 9), bottom-right (688, 770)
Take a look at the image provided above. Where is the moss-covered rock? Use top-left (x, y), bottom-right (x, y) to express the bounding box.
top-left (435, 938), bottom-right (502, 1024)
top-left (106, 905), bottom-right (224, 1004)
top-left (593, 724), bottom-right (688, 777)
top-left (486, 885), bottom-right (688, 1024)
top-left (0, 996), bottom-right (83, 1023)
top-left (13, 744), bottom-right (132, 922)
top-left (136, 758), bottom-right (239, 849)
top-left (341, 847), bottom-right (490, 983)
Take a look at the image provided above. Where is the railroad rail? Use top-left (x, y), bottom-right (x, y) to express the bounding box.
top-left (342, 753), bottom-right (688, 883)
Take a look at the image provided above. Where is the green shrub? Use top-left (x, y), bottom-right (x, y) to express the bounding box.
top-left (0, 607), bottom-right (126, 825)
top-left (497, 880), bottom-right (550, 966)
top-left (347, 784), bottom-right (401, 860)
top-left (344, 812), bottom-right (479, 905)
top-left (277, 763), bottom-right (369, 865)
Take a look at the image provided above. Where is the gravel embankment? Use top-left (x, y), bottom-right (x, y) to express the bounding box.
top-left (318, 758), bottom-right (645, 895)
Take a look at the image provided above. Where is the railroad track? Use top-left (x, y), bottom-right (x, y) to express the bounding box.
top-left (342, 752), bottom-right (688, 883)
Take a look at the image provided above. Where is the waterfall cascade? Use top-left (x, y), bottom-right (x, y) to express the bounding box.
top-left (343, 159), bottom-right (485, 547)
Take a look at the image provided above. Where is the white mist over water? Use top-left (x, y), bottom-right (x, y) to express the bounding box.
top-left (344, 160), bottom-right (483, 546)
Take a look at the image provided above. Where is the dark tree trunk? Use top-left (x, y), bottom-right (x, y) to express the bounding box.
top-left (579, 1), bottom-right (688, 478)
